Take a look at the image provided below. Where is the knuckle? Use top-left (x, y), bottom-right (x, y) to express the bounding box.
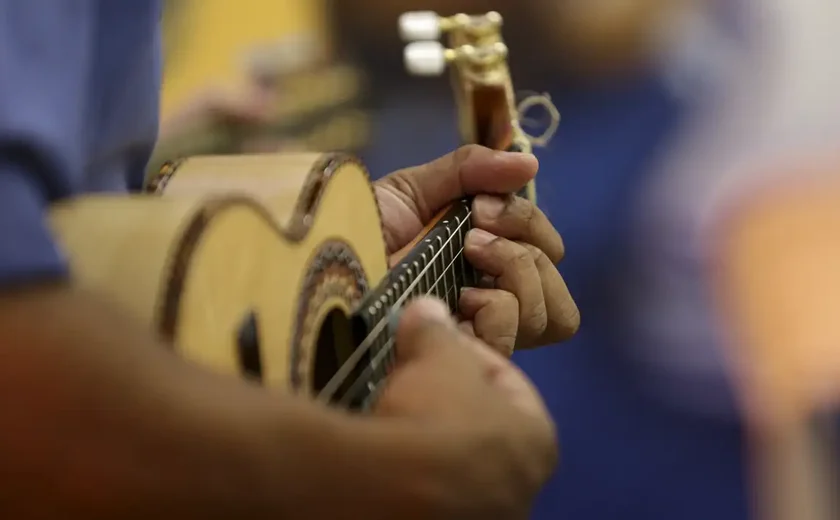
top-left (508, 241), bottom-right (533, 266)
top-left (481, 235), bottom-right (515, 263)
top-left (519, 197), bottom-right (539, 229)
top-left (507, 202), bottom-right (565, 264)
top-left (520, 242), bottom-right (547, 263)
top-left (506, 195), bottom-right (535, 225)
top-left (472, 292), bottom-right (518, 356)
top-left (523, 302), bottom-right (549, 338)
top-left (478, 289), bottom-right (519, 319)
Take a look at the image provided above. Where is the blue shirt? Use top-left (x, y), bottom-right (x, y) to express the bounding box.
top-left (0, 1), bottom-right (161, 286)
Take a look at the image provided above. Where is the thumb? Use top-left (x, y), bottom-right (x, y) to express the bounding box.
top-left (379, 145), bottom-right (539, 224)
top-left (393, 297), bottom-right (461, 363)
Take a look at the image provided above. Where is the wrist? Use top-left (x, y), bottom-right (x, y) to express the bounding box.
top-left (266, 409), bottom-right (453, 519)
top-left (344, 421), bottom-right (453, 518)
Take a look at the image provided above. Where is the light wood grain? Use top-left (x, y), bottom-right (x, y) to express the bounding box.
top-left (49, 154), bottom-right (387, 394)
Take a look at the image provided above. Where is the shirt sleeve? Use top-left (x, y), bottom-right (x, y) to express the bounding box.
top-left (0, 2), bottom-right (96, 286)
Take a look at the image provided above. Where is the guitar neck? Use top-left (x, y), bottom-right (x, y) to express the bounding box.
top-left (327, 199), bottom-right (478, 409)
top-left (370, 198), bottom-right (479, 310)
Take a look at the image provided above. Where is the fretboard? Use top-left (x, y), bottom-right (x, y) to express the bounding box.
top-left (337, 199), bottom-right (479, 409)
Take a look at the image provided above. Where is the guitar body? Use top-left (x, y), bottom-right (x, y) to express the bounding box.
top-left (50, 154), bottom-right (388, 396)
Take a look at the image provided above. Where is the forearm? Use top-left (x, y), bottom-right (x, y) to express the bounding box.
top-left (0, 284), bottom-right (437, 518)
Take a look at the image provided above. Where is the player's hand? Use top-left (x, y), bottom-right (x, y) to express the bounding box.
top-left (375, 297), bottom-right (558, 519)
top-left (375, 145), bottom-right (580, 355)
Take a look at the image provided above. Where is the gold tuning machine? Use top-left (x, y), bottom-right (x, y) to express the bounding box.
top-left (402, 40), bottom-right (508, 77)
top-left (399, 11), bottom-right (507, 77)
top-left (398, 10), bottom-right (560, 156)
top-left (398, 11), bottom-right (503, 41)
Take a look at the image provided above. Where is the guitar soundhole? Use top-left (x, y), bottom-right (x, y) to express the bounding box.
top-left (236, 311), bottom-right (263, 382)
top-left (312, 308), bottom-right (367, 407)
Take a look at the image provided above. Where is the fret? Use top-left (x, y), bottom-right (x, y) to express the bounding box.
top-left (398, 273), bottom-right (406, 295)
top-left (454, 214), bottom-right (468, 290)
top-left (432, 238), bottom-right (444, 302)
top-left (435, 235), bottom-right (452, 309)
top-left (442, 221), bottom-right (459, 312)
top-left (424, 238), bottom-right (438, 299)
top-left (426, 239), bottom-right (440, 301)
top-left (385, 287), bottom-right (397, 368)
top-left (464, 202), bottom-right (481, 287)
top-left (378, 295), bottom-right (392, 381)
top-left (371, 299), bottom-right (386, 390)
top-left (412, 261), bottom-right (422, 297)
top-left (457, 204), bottom-right (480, 288)
top-left (404, 265), bottom-right (414, 299)
top-left (452, 251), bottom-right (462, 304)
top-left (420, 251), bottom-right (431, 295)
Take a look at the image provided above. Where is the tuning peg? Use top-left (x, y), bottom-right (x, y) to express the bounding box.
top-left (404, 41), bottom-right (450, 76)
top-left (399, 11), bottom-right (442, 42)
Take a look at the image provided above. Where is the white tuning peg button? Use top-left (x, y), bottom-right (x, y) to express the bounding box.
top-left (404, 41), bottom-right (448, 76)
top-left (399, 11), bottom-right (441, 41)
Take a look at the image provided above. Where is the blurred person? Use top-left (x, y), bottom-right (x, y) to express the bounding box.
top-left (148, 51), bottom-right (371, 172)
top-left (619, 0), bottom-right (840, 430)
top-left (631, 0), bottom-right (840, 516)
top-left (0, 1), bottom-right (583, 517)
top-left (151, 1), bottom-right (374, 172)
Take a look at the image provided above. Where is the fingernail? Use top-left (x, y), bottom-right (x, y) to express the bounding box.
top-left (459, 287), bottom-right (476, 301)
top-left (466, 228), bottom-right (496, 247)
top-left (390, 298), bottom-right (452, 335)
top-left (474, 194), bottom-right (506, 219)
top-left (411, 297), bottom-right (451, 322)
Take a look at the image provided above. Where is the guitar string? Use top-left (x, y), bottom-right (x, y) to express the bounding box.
top-left (337, 271), bottom-right (461, 409)
top-left (318, 224), bottom-right (469, 404)
top-left (335, 254), bottom-right (464, 408)
top-left (317, 210), bottom-right (472, 404)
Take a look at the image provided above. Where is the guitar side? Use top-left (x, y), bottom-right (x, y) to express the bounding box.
top-left (49, 155), bottom-right (388, 395)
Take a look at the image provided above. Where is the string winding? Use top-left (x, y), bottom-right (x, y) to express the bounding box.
top-left (516, 91), bottom-right (561, 147)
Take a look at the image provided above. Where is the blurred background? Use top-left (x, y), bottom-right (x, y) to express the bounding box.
top-left (154, 1), bottom-right (840, 519)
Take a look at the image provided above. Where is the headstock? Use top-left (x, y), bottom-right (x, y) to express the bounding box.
top-left (398, 11), bottom-right (560, 203)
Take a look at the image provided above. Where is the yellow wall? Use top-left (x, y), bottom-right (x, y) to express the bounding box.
top-left (161, 0), bottom-right (326, 117)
